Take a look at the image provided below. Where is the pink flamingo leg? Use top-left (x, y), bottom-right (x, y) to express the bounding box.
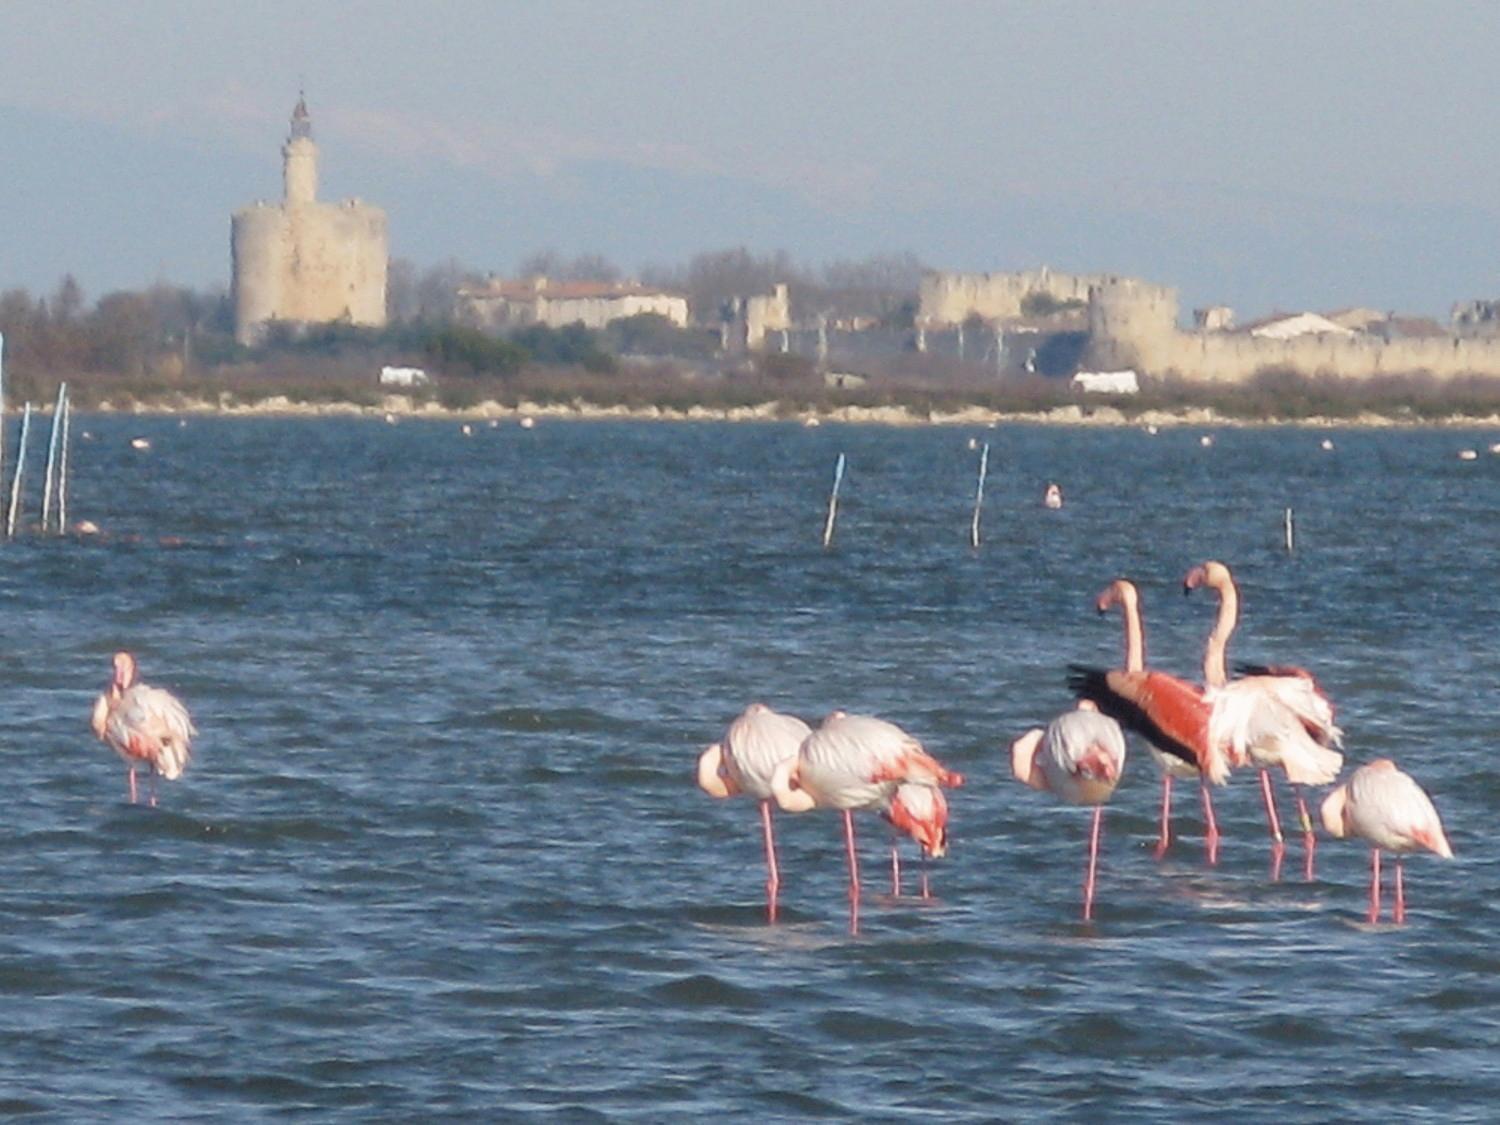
top-left (148, 774), bottom-right (158, 809)
top-left (843, 810), bottom-right (861, 935)
top-left (1295, 788), bottom-right (1316, 880)
top-left (1083, 805), bottom-right (1103, 922)
top-left (1369, 848), bottom-right (1382, 924)
top-left (890, 844), bottom-right (902, 898)
top-left (758, 800), bottom-right (780, 924)
top-left (1200, 781), bottom-right (1220, 865)
top-left (127, 769), bottom-right (138, 805)
top-left (1259, 769), bottom-right (1285, 844)
top-left (1393, 858), bottom-right (1406, 925)
top-left (919, 855), bottom-right (931, 900)
top-left (1154, 774), bottom-right (1172, 859)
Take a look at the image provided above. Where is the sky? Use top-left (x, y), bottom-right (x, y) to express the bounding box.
top-left (1, 0), bottom-right (1498, 319)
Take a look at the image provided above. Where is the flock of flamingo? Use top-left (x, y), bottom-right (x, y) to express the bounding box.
top-left (697, 560), bottom-right (1453, 931)
top-left (81, 559), bottom-right (1452, 933)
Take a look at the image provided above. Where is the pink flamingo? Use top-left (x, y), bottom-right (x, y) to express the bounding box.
top-left (1185, 561), bottom-right (1342, 874)
top-left (696, 702), bottom-right (811, 922)
top-left (1095, 577), bottom-right (1206, 858)
top-left (770, 711), bottom-right (962, 932)
top-left (1321, 759), bottom-right (1452, 924)
top-left (90, 651), bottom-right (196, 805)
top-left (1011, 700), bottom-right (1126, 921)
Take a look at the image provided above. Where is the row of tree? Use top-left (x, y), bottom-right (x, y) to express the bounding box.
top-left (0, 249), bottom-right (929, 380)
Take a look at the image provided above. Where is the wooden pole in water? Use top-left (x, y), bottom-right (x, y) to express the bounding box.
top-left (7, 403), bottom-right (31, 539)
top-left (822, 453), bottom-right (846, 549)
top-left (40, 383), bottom-right (65, 534)
top-left (970, 442), bottom-right (990, 548)
top-left (1284, 507), bottom-right (1295, 553)
top-left (57, 390), bottom-right (71, 537)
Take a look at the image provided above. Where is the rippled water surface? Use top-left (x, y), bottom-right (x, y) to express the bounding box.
top-left (3, 416), bottom-right (1499, 1120)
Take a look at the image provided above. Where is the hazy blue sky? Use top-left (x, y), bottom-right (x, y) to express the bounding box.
top-left (2, 0), bottom-right (1497, 317)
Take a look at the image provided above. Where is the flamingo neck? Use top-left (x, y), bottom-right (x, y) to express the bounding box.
top-left (1203, 577), bottom-right (1237, 688)
top-left (1120, 589), bottom-right (1145, 672)
top-left (770, 758), bottom-right (816, 812)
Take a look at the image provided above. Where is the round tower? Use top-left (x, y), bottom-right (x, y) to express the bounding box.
top-left (282, 94), bottom-right (317, 207)
top-left (1086, 278), bottom-right (1179, 373)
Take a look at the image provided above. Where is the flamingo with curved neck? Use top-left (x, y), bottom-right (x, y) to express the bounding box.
top-left (1098, 577), bottom-right (1220, 860)
top-left (1185, 560), bottom-right (1344, 877)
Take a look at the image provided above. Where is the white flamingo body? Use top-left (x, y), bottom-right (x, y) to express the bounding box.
top-left (1013, 708), bottom-right (1126, 807)
top-left (1323, 760), bottom-right (1451, 857)
top-left (771, 711), bottom-right (962, 931)
top-left (696, 702), bottom-right (811, 922)
top-left (90, 652), bottom-right (195, 802)
top-left (697, 702), bottom-right (811, 801)
top-left (1321, 759), bottom-right (1452, 923)
top-left (1205, 678), bottom-right (1343, 785)
top-left (786, 712), bottom-right (958, 812)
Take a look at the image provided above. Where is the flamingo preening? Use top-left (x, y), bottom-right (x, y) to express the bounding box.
top-left (1011, 700), bottom-right (1127, 921)
top-left (696, 702), bottom-right (812, 922)
top-left (1095, 577), bottom-right (1205, 858)
top-left (90, 651), bottom-right (196, 805)
top-left (1185, 561), bottom-right (1342, 875)
top-left (1321, 759), bottom-right (1452, 924)
top-left (883, 782), bottom-right (949, 899)
top-left (771, 711), bottom-right (962, 933)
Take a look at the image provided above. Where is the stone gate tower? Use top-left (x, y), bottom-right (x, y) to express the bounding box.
top-left (231, 96), bottom-right (388, 345)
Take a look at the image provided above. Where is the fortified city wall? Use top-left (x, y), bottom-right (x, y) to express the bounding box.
top-left (918, 268), bottom-right (1111, 325)
top-left (1086, 278), bottom-right (1500, 381)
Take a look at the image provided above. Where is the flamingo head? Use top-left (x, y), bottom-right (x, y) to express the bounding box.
top-left (110, 651), bottom-right (137, 692)
top-left (1183, 560), bottom-right (1232, 597)
top-left (1010, 728), bottom-right (1049, 792)
top-left (769, 757), bottom-right (815, 813)
top-left (695, 742), bottom-right (738, 799)
top-left (1319, 784), bottom-right (1350, 839)
top-left (1095, 578), bottom-right (1138, 616)
top-left (885, 784), bottom-right (949, 858)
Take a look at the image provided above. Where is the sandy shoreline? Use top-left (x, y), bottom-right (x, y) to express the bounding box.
top-left (79, 394), bottom-right (1500, 429)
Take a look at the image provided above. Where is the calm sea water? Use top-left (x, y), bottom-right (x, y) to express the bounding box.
top-left (1, 415), bottom-right (1498, 1120)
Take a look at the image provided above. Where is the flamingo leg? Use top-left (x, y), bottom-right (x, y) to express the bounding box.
top-left (1154, 773), bottom-right (1172, 859)
top-left (919, 853), bottom-right (931, 900)
top-left (759, 800), bottom-right (780, 924)
top-left (1394, 857), bottom-right (1406, 925)
top-left (1294, 787), bottom-right (1316, 881)
top-left (148, 774), bottom-right (158, 809)
top-left (843, 810), bottom-right (860, 935)
top-left (1200, 781), bottom-right (1220, 865)
top-left (1369, 848), bottom-right (1382, 924)
top-left (890, 842), bottom-right (902, 898)
top-left (127, 768), bottom-right (137, 805)
top-left (1083, 805), bottom-right (1103, 922)
top-left (1259, 769), bottom-right (1284, 845)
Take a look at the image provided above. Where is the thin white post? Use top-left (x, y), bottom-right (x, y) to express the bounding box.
top-left (41, 382), bottom-right (65, 533)
top-left (1284, 507), bottom-right (1295, 553)
top-left (7, 403), bottom-right (32, 539)
top-left (822, 453), bottom-right (846, 549)
top-left (57, 390), bottom-right (71, 536)
top-left (970, 442), bottom-right (990, 548)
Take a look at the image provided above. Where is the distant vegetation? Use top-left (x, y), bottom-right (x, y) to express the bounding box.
top-left (5, 256), bottom-right (1500, 420)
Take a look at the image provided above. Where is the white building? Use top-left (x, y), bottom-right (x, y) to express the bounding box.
top-left (459, 277), bottom-right (689, 331)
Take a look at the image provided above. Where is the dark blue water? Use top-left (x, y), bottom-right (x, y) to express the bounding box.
top-left (2, 416), bottom-right (1498, 1120)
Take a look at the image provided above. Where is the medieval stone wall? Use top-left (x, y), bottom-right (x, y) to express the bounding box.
top-left (918, 267), bottom-right (1113, 325)
top-left (1086, 278), bottom-right (1500, 381)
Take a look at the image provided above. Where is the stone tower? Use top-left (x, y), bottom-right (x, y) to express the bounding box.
top-left (231, 96), bottom-right (389, 345)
